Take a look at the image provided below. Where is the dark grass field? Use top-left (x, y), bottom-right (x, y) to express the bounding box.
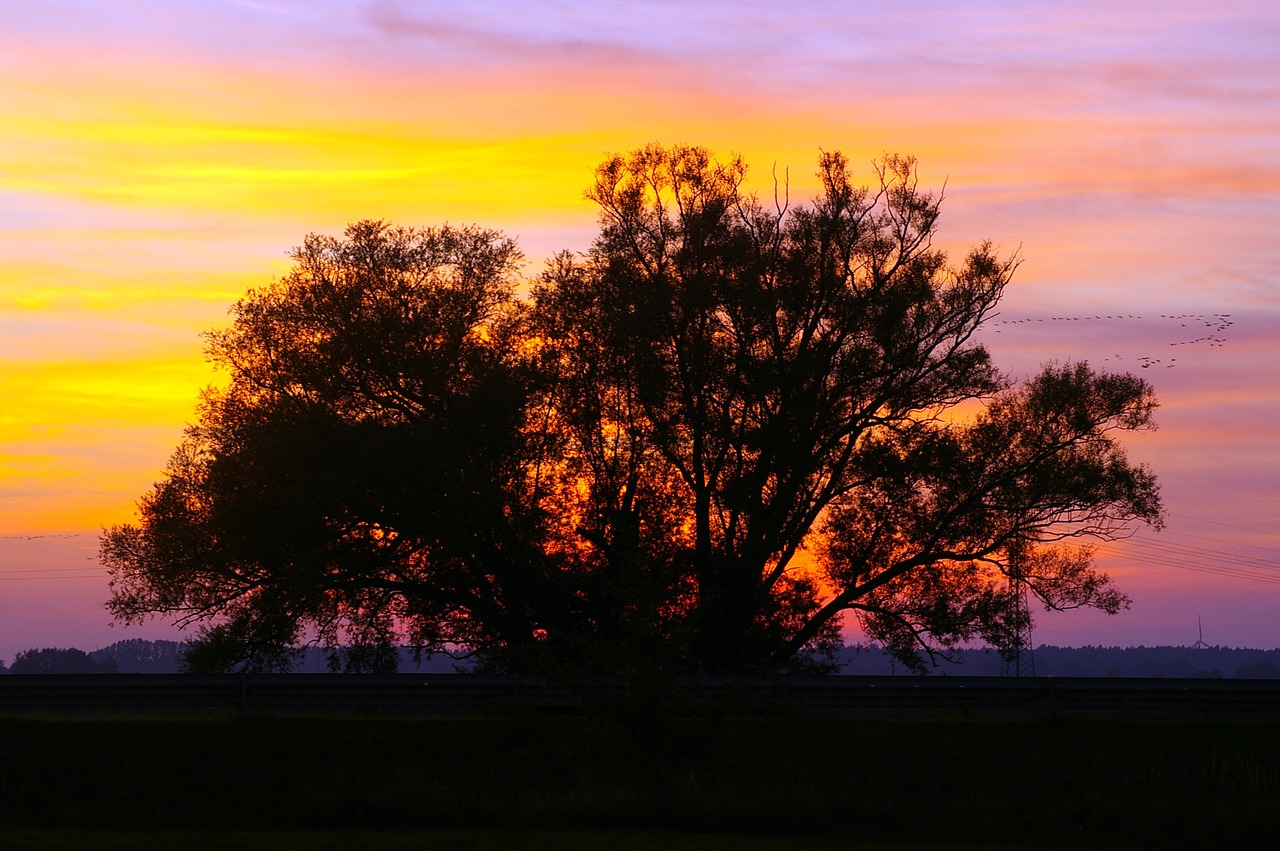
top-left (2, 712), bottom-right (1277, 849)
top-left (0, 827), bottom-right (1068, 850)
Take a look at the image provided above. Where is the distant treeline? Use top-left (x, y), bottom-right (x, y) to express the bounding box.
top-left (0, 639), bottom-right (468, 675)
top-left (3, 639), bottom-right (1278, 678)
top-left (837, 644), bottom-right (1280, 679)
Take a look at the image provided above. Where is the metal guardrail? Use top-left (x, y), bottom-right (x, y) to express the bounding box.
top-left (2, 674), bottom-right (1279, 714)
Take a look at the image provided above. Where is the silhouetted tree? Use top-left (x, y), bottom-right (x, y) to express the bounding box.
top-left (90, 639), bottom-right (187, 673)
top-left (9, 647), bottom-right (103, 674)
top-left (103, 146), bottom-right (1162, 675)
top-left (104, 221), bottom-right (550, 673)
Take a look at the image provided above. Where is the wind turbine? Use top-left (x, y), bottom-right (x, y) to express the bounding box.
top-left (1192, 616), bottom-right (1210, 650)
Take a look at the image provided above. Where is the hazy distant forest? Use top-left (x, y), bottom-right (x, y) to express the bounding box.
top-left (4, 639), bottom-right (1280, 679)
top-left (97, 145), bottom-right (1164, 679)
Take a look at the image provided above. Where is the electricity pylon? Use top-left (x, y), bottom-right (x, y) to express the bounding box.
top-left (1000, 544), bottom-right (1036, 677)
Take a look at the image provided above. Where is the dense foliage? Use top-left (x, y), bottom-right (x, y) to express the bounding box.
top-left (8, 647), bottom-right (111, 675)
top-left (102, 146), bottom-right (1162, 674)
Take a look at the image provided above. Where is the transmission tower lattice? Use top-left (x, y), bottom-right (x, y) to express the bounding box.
top-left (1000, 547), bottom-right (1036, 677)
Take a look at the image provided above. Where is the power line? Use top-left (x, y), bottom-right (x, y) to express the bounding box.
top-left (0, 574), bottom-right (107, 582)
top-left (1110, 555), bottom-right (1280, 587)
top-left (1168, 513), bottom-right (1280, 541)
top-left (1103, 539), bottom-right (1280, 575)
top-left (1096, 540), bottom-right (1280, 587)
top-left (1129, 536), bottom-right (1280, 572)
top-left (1148, 528), bottom-right (1280, 557)
top-left (1, 565), bottom-right (107, 576)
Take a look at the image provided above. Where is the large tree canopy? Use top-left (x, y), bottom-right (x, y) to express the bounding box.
top-left (103, 146), bottom-right (1162, 674)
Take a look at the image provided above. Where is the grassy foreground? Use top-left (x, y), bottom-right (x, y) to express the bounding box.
top-left (1, 712), bottom-right (1277, 849)
top-left (0, 827), bottom-right (1060, 851)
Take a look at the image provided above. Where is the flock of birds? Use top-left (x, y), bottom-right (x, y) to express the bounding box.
top-left (987, 312), bottom-right (1233, 368)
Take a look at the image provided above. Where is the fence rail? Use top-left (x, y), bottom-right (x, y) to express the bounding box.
top-left (3, 673), bottom-right (1279, 714)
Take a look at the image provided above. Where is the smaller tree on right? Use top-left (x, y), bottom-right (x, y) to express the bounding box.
top-left (790, 362), bottom-right (1161, 670)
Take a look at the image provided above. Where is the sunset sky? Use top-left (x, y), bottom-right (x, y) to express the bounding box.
top-left (2, 0), bottom-right (1278, 662)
